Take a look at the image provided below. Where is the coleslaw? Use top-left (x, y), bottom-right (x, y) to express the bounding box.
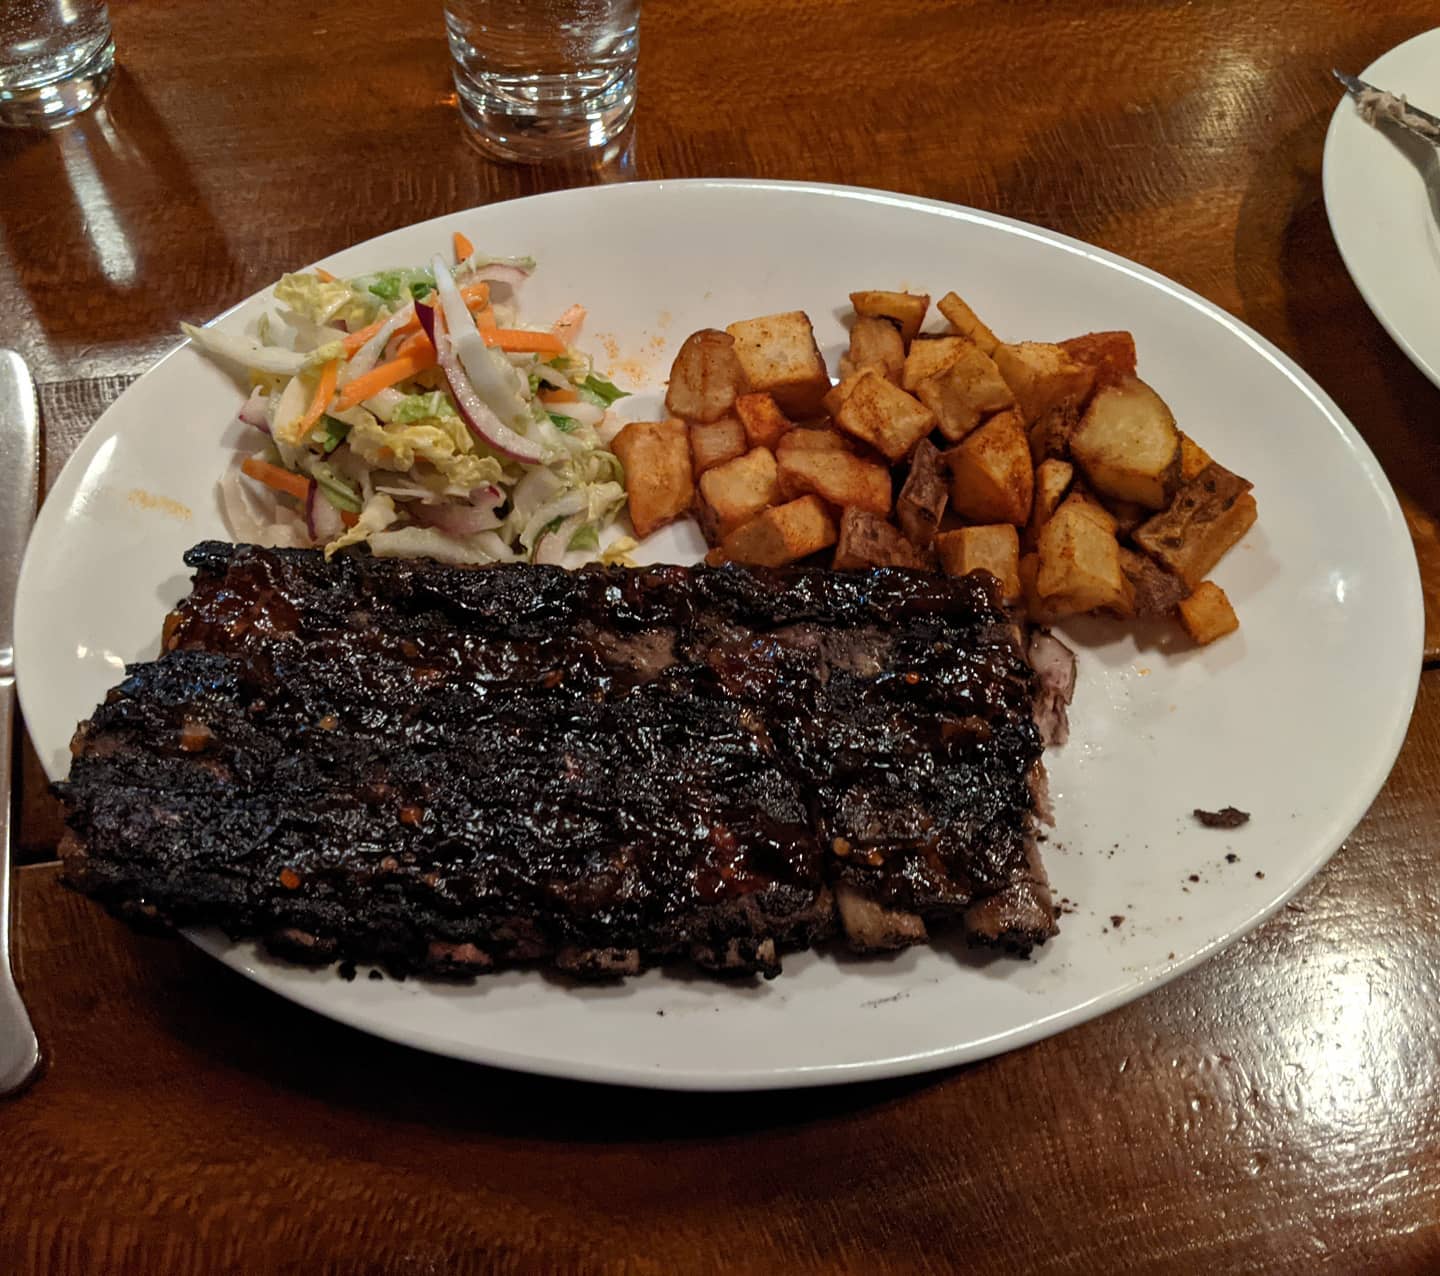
top-left (183, 235), bottom-right (634, 566)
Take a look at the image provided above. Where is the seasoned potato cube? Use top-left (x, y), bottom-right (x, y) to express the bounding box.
top-left (896, 438), bottom-right (948, 547)
top-left (832, 368), bottom-right (937, 462)
top-left (734, 392), bottom-right (793, 452)
top-left (1134, 463), bottom-right (1256, 587)
top-left (689, 417), bottom-right (748, 476)
top-left (914, 343), bottom-right (1015, 442)
top-left (850, 290), bottom-right (930, 345)
top-left (613, 419), bottom-right (694, 539)
top-left (717, 495), bottom-right (837, 566)
top-left (725, 311), bottom-right (830, 417)
top-left (777, 426), bottom-right (851, 456)
top-left (937, 291), bottom-right (999, 355)
top-left (1107, 499), bottom-right (1149, 537)
top-left (993, 342), bottom-right (1096, 426)
top-left (696, 446), bottom-right (779, 541)
top-left (935, 524), bottom-right (1021, 602)
top-left (833, 507), bottom-right (925, 569)
top-left (665, 329), bottom-right (747, 423)
top-left (821, 379), bottom-right (853, 419)
top-left (1179, 432), bottom-right (1213, 482)
top-left (1036, 500), bottom-right (1133, 614)
top-left (946, 409), bottom-right (1033, 525)
top-left (1178, 580), bottom-right (1240, 644)
top-left (1059, 330), bottom-right (1137, 382)
top-left (839, 314), bottom-right (906, 384)
top-left (1069, 376), bottom-right (1181, 510)
top-left (777, 446), bottom-right (891, 516)
top-left (1027, 397), bottom-right (1084, 463)
top-left (901, 336), bottom-right (969, 391)
top-left (1019, 551), bottom-right (1066, 623)
top-left (1061, 488), bottom-right (1118, 535)
top-left (1119, 546), bottom-right (1188, 618)
top-left (1030, 458), bottom-right (1074, 532)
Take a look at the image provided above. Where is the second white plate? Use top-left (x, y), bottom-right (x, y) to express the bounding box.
top-left (16, 179), bottom-right (1422, 1089)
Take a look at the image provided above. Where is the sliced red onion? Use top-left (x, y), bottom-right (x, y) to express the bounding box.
top-left (533, 512), bottom-right (586, 565)
top-left (237, 387), bottom-right (271, 431)
top-left (304, 481), bottom-right (345, 542)
top-left (430, 254), bottom-right (533, 428)
top-left (414, 501), bottom-right (503, 536)
top-left (430, 306), bottom-right (546, 464)
top-left (415, 300), bottom-right (437, 346)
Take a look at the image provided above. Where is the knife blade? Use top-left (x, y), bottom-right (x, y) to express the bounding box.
top-left (1333, 69), bottom-right (1440, 142)
top-left (0, 348), bottom-right (42, 1097)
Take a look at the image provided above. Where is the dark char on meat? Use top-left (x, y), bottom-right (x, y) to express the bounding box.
top-left (56, 542), bottom-right (1061, 979)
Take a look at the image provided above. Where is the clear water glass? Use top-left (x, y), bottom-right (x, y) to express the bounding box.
top-left (0, 0), bottom-right (114, 128)
top-left (444, 0), bottom-right (639, 163)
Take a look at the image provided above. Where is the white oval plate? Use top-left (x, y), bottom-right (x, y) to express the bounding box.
top-left (17, 180), bottom-right (1421, 1090)
top-left (1324, 27), bottom-right (1440, 390)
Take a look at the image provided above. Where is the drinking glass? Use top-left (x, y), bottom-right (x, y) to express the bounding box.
top-left (444, 0), bottom-right (640, 163)
top-left (0, 0), bottom-right (114, 128)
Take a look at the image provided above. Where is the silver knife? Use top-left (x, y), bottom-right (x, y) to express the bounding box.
top-left (1334, 69), bottom-right (1440, 144)
top-left (0, 349), bottom-right (42, 1098)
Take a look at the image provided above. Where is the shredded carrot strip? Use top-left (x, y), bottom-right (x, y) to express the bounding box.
top-left (314, 267), bottom-right (337, 283)
top-left (460, 282), bottom-right (490, 310)
top-left (538, 388), bottom-right (579, 405)
top-left (332, 348), bottom-right (438, 410)
top-left (341, 312), bottom-right (421, 357)
top-left (295, 360), bottom-right (340, 438)
top-left (454, 231), bottom-right (475, 262)
top-left (340, 511), bottom-right (358, 528)
top-left (240, 456), bottom-right (310, 503)
top-left (481, 328), bottom-right (565, 355)
top-left (474, 306), bottom-right (497, 331)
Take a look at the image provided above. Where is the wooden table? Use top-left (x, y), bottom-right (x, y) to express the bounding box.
top-left (4, 2), bottom-right (1440, 1270)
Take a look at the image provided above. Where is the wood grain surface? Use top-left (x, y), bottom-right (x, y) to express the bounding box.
top-left (4, 0), bottom-right (1440, 1271)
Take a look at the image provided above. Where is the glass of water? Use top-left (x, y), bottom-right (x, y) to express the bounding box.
top-left (0, 0), bottom-right (113, 128)
top-left (444, 0), bottom-right (640, 163)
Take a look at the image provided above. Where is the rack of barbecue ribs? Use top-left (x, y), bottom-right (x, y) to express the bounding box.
top-left (58, 543), bottom-right (1072, 979)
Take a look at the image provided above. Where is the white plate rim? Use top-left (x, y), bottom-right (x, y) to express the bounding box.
top-left (17, 178), bottom-right (1424, 1089)
top-left (1322, 27), bottom-right (1440, 391)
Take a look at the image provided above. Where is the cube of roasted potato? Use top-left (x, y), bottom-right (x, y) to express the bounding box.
top-left (777, 445), bottom-right (891, 516)
top-left (1134, 463), bottom-right (1256, 587)
top-left (913, 342), bottom-right (1015, 442)
top-left (1069, 375), bottom-right (1181, 510)
top-left (993, 342), bottom-right (1096, 425)
top-left (850, 290), bottom-right (930, 346)
top-left (1118, 546), bottom-right (1188, 618)
top-left (725, 311), bottom-right (831, 417)
top-left (1061, 488), bottom-right (1118, 535)
top-left (696, 446), bottom-right (779, 541)
top-left (1027, 397), bottom-right (1084, 463)
top-left (665, 329), bottom-right (747, 423)
top-left (1107, 499), bottom-right (1149, 537)
top-left (777, 425), bottom-right (851, 456)
top-left (833, 507), bottom-right (925, 570)
top-left (1019, 551), bottom-right (1065, 624)
top-left (613, 419), bottom-right (694, 539)
top-left (1030, 458), bottom-right (1074, 531)
top-left (1036, 499), bottom-right (1133, 614)
top-left (935, 524), bottom-right (1021, 602)
top-left (1059, 331), bottom-right (1138, 382)
top-left (831, 368), bottom-right (937, 462)
top-left (689, 417), bottom-right (748, 476)
top-left (937, 291), bottom-right (999, 355)
top-left (1179, 432), bottom-right (1213, 482)
top-left (946, 409), bottom-right (1033, 525)
top-left (1178, 580), bottom-right (1240, 644)
top-left (896, 438), bottom-right (948, 548)
top-left (734, 392), bottom-right (793, 452)
top-left (717, 494), bottom-right (837, 566)
top-left (839, 314), bottom-right (906, 384)
top-left (901, 336), bottom-right (969, 391)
